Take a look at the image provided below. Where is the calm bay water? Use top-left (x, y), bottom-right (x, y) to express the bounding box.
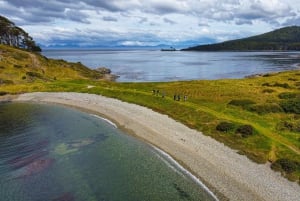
top-left (43, 49), bottom-right (300, 82)
top-left (0, 103), bottom-right (216, 201)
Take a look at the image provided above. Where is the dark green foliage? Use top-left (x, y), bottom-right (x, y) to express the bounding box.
top-left (0, 15), bottom-right (41, 52)
top-left (183, 26), bottom-right (300, 51)
top-left (228, 99), bottom-right (256, 109)
top-left (262, 89), bottom-right (275, 93)
top-left (262, 83), bottom-right (272, 87)
top-left (13, 64), bottom-right (22, 68)
top-left (236, 125), bottom-right (254, 137)
top-left (249, 103), bottom-right (283, 114)
top-left (278, 121), bottom-right (300, 132)
top-left (280, 99), bottom-right (300, 114)
top-left (26, 71), bottom-right (43, 79)
top-left (0, 91), bottom-right (7, 96)
top-left (216, 122), bottom-right (235, 132)
top-left (262, 82), bottom-right (290, 88)
top-left (273, 82), bottom-right (290, 89)
top-left (271, 159), bottom-right (298, 174)
top-left (278, 92), bottom-right (298, 99)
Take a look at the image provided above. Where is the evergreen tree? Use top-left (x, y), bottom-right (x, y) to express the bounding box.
top-left (0, 15), bottom-right (41, 52)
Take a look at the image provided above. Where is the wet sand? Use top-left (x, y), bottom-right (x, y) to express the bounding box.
top-left (13, 92), bottom-right (300, 201)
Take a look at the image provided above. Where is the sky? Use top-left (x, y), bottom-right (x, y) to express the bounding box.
top-left (1, 0), bottom-right (300, 48)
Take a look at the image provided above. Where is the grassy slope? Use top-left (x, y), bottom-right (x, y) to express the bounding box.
top-left (0, 44), bottom-right (103, 84)
top-left (1, 45), bottom-right (300, 183)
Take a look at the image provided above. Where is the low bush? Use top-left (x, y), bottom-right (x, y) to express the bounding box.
top-left (262, 89), bottom-right (275, 93)
top-left (271, 158), bottom-right (298, 174)
top-left (278, 92), bottom-right (298, 99)
top-left (0, 79), bottom-right (14, 85)
top-left (249, 103), bottom-right (283, 114)
top-left (216, 122), bottom-right (235, 132)
top-left (228, 99), bottom-right (256, 109)
top-left (236, 125), bottom-right (254, 137)
top-left (262, 82), bottom-right (290, 89)
top-left (0, 91), bottom-right (7, 96)
top-left (277, 121), bottom-right (300, 132)
top-left (262, 82), bottom-right (271, 87)
top-left (13, 64), bottom-right (22, 68)
top-left (26, 71), bottom-right (43, 78)
top-left (280, 99), bottom-right (300, 114)
top-left (273, 82), bottom-right (290, 89)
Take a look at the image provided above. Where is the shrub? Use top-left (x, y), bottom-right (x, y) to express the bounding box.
top-left (228, 99), bottom-right (256, 109)
top-left (262, 89), bottom-right (275, 93)
top-left (0, 79), bottom-right (14, 84)
top-left (278, 92), bottom-right (298, 99)
top-left (271, 159), bottom-right (298, 174)
top-left (26, 71), bottom-right (43, 78)
top-left (236, 125), bottom-right (254, 137)
top-left (273, 82), bottom-right (290, 89)
top-left (22, 76), bottom-right (26, 80)
top-left (280, 99), bottom-right (300, 114)
top-left (249, 103), bottom-right (283, 114)
top-left (277, 121), bottom-right (300, 132)
top-left (262, 82), bottom-right (271, 87)
top-left (262, 82), bottom-right (290, 88)
top-left (13, 64), bottom-right (22, 68)
top-left (0, 91), bottom-right (7, 96)
top-left (216, 122), bottom-right (235, 132)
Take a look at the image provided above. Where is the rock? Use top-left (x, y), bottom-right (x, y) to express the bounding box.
top-left (95, 67), bottom-right (111, 74)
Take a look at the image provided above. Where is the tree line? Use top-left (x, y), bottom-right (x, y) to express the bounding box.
top-left (0, 15), bottom-right (41, 52)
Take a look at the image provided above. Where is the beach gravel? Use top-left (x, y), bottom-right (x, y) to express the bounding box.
top-left (15, 92), bottom-right (300, 201)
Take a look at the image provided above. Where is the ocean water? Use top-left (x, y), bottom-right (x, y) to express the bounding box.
top-left (0, 103), bottom-right (216, 201)
top-left (43, 49), bottom-right (300, 82)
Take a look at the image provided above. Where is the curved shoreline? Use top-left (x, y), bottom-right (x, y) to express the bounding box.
top-left (12, 92), bottom-right (300, 201)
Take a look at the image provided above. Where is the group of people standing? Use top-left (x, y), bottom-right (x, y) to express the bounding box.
top-left (152, 89), bottom-right (187, 101)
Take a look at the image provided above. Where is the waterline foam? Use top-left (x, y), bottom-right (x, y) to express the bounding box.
top-left (152, 146), bottom-right (219, 201)
top-left (90, 114), bottom-right (118, 128)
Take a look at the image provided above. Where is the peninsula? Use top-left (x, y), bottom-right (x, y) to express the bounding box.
top-left (183, 26), bottom-right (300, 51)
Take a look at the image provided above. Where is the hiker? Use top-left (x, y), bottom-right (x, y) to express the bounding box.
top-left (156, 90), bottom-right (160, 96)
top-left (174, 94), bottom-right (176, 100)
top-left (184, 95), bottom-right (187, 102)
top-left (152, 89), bottom-right (156, 95)
top-left (162, 91), bottom-right (165, 98)
top-left (177, 94), bottom-right (181, 101)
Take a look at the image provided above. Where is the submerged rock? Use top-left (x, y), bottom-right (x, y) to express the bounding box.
top-left (15, 158), bottom-right (54, 179)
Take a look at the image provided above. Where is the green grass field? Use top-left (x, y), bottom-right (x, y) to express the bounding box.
top-left (1, 45), bottom-right (300, 183)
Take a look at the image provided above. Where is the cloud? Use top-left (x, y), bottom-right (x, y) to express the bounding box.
top-left (102, 16), bottom-right (118, 22)
top-left (163, 17), bottom-right (176, 25)
top-left (1, 0), bottom-right (300, 48)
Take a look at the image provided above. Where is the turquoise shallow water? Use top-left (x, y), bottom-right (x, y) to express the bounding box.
top-left (0, 102), bottom-right (216, 201)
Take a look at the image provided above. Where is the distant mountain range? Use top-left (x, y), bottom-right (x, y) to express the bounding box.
top-left (183, 26), bottom-right (300, 51)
